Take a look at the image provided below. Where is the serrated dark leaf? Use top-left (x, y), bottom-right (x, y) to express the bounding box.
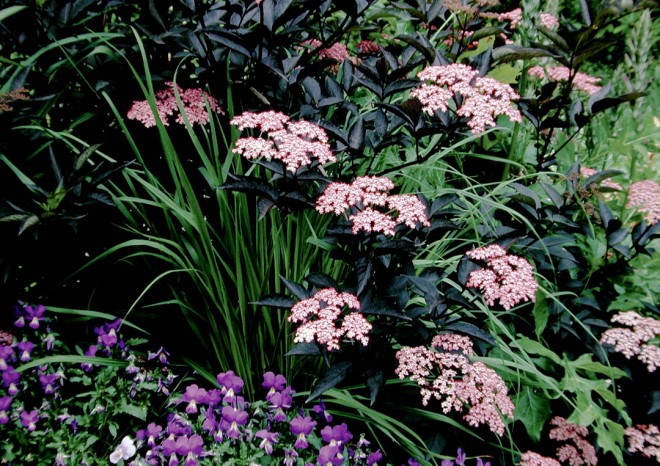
top-left (355, 257), bottom-right (372, 296)
top-left (590, 92), bottom-right (647, 115)
top-left (218, 178), bottom-right (279, 201)
top-left (280, 276), bottom-right (311, 300)
top-left (508, 182), bottom-right (541, 209)
top-left (349, 116), bottom-right (365, 150)
top-left (206, 32), bottom-right (251, 57)
top-left (252, 295), bottom-right (296, 308)
top-left (302, 76), bottom-right (322, 103)
top-left (305, 272), bottom-right (338, 289)
top-left (306, 362), bottom-right (353, 402)
top-left (457, 257), bottom-right (480, 285)
top-left (286, 342), bottom-right (322, 356)
top-left (367, 370), bottom-right (384, 405)
top-left (492, 45), bottom-right (559, 64)
top-left (384, 79), bottom-right (418, 97)
top-left (406, 275), bottom-right (439, 302)
top-left (537, 27), bottom-right (570, 52)
top-left (443, 321), bottom-right (496, 346)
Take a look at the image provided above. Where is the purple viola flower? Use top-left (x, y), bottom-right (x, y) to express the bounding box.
top-left (317, 444), bottom-right (344, 466)
top-left (175, 434), bottom-right (204, 456)
top-left (255, 429), bottom-right (279, 455)
top-left (455, 449), bottom-right (466, 466)
top-left (262, 371), bottom-right (287, 399)
top-left (81, 345), bottom-right (98, 372)
top-left (216, 370), bottom-right (244, 403)
top-left (20, 409), bottom-right (39, 432)
top-left (25, 304), bottom-right (46, 330)
top-left (43, 332), bottom-right (56, 351)
top-left (284, 448), bottom-right (299, 466)
top-left (2, 367), bottom-right (20, 395)
top-left (167, 414), bottom-right (193, 437)
top-left (39, 373), bottom-right (60, 395)
top-left (219, 405), bottom-right (248, 439)
top-left (0, 346), bottom-right (14, 371)
top-left (148, 346), bottom-right (170, 365)
top-left (17, 341), bottom-right (35, 362)
top-left (312, 400), bottom-right (333, 423)
top-left (0, 396), bottom-right (12, 424)
top-left (290, 415), bottom-right (317, 449)
top-left (367, 451), bottom-right (383, 465)
top-left (139, 422), bottom-right (163, 448)
top-left (181, 384), bottom-right (209, 414)
top-left (476, 459), bottom-right (491, 466)
top-left (269, 387), bottom-right (294, 421)
top-left (407, 459), bottom-right (421, 466)
top-left (206, 388), bottom-right (222, 407)
top-left (320, 423), bottom-right (353, 445)
top-left (441, 461), bottom-right (454, 466)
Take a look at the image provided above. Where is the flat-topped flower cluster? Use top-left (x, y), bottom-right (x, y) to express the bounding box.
top-left (128, 82), bottom-right (224, 127)
top-left (230, 111), bottom-right (335, 173)
top-left (395, 333), bottom-right (515, 436)
top-left (410, 63), bottom-right (522, 134)
top-left (600, 311), bottom-right (660, 372)
top-left (316, 176), bottom-right (430, 236)
top-left (465, 244), bottom-right (538, 310)
top-left (288, 288), bottom-right (371, 351)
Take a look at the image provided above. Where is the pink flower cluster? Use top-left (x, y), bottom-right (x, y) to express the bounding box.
top-left (600, 311), bottom-right (660, 372)
top-left (288, 288), bottom-right (371, 351)
top-left (395, 333), bottom-right (515, 436)
top-left (498, 8), bottom-right (523, 29)
top-left (626, 424), bottom-right (660, 462)
top-left (410, 63), bottom-right (522, 134)
top-left (579, 167), bottom-right (623, 190)
top-left (300, 39), bottom-right (353, 72)
top-left (520, 452), bottom-right (562, 466)
top-left (315, 176), bottom-right (430, 236)
top-left (230, 111), bottom-right (335, 173)
top-left (627, 179), bottom-right (660, 225)
top-left (465, 244), bottom-right (538, 310)
top-left (127, 82), bottom-right (224, 128)
top-left (549, 417), bottom-right (598, 466)
top-left (539, 13), bottom-right (559, 29)
top-left (527, 66), bottom-right (602, 95)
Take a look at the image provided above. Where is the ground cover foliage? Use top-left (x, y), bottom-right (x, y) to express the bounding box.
top-left (0, 0), bottom-right (659, 465)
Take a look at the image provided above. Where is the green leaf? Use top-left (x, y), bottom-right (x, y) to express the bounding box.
top-left (118, 401), bottom-right (147, 421)
top-left (516, 336), bottom-right (562, 364)
top-left (532, 292), bottom-right (548, 337)
top-left (491, 45), bottom-right (558, 64)
top-left (0, 5), bottom-right (26, 22)
top-left (594, 419), bottom-right (625, 465)
top-left (514, 386), bottom-right (552, 442)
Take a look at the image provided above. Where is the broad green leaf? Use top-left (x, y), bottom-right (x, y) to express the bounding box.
top-left (594, 419), bottom-right (625, 465)
top-left (118, 401), bottom-right (148, 421)
top-left (514, 386), bottom-right (552, 442)
top-left (532, 292), bottom-right (548, 337)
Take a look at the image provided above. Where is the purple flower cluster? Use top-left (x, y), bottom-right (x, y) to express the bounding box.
top-left (129, 370), bottom-right (384, 465)
top-left (441, 448), bottom-right (491, 466)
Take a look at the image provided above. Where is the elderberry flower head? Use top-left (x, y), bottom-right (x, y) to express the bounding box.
top-left (626, 424), bottom-right (660, 462)
top-left (230, 111), bottom-right (335, 173)
top-left (600, 311), bottom-right (660, 371)
top-left (627, 180), bottom-right (660, 225)
top-left (519, 451), bottom-right (562, 466)
top-left (288, 288), bottom-right (371, 351)
top-left (411, 63), bottom-right (521, 134)
top-left (395, 334), bottom-right (514, 436)
top-left (465, 244), bottom-right (538, 309)
top-left (127, 82), bottom-right (224, 128)
top-left (549, 417), bottom-right (598, 466)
